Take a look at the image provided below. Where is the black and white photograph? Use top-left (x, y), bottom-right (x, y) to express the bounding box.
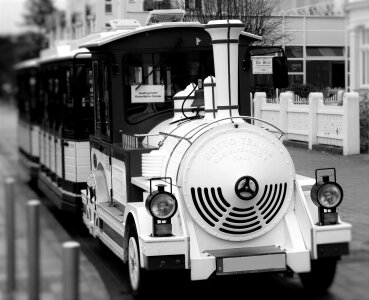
top-left (0, 0), bottom-right (368, 299)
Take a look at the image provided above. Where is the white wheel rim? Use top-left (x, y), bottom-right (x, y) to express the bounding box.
top-left (128, 237), bottom-right (140, 291)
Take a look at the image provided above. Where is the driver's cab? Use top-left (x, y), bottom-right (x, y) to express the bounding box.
top-left (83, 23), bottom-right (214, 145)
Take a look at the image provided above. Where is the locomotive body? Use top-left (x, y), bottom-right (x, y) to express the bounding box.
top-left (80, 19), bottom-right (351, 295)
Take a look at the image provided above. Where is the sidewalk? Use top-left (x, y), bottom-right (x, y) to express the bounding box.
top-left (287, 145), bottom-right (369, 300)
top-left (0, 102), bottom-right (109, 300)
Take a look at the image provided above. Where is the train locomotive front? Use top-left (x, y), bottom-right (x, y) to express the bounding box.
top-left (81, 19), bottom-right (351, 295)
top-left (140, 20), bottom-right (301, 279)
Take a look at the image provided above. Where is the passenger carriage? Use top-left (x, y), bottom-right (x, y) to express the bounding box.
top-left (15, 58), bottom-right (41, 181)
top-left (37, 43), bottom-right (93, 211)
top-left (80, 19), bottom-right (351, 296)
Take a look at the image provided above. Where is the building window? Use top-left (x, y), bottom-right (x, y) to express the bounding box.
top-left (288, 74), bottom-right (303, 85)
top-left (306, 47), bottom-right (344, 57)
top-left (361, 28), bottom-right (369, 86)
top-left (287, 60), bottom-right (303, 72)
top-left (285, 46), bottom-right (303, 58)
top-left (306, 61), bottom-right (345, 89)
top-left (185, 0), bottom-right (202, 10)
top-left (144, 0), bottom-right (171, 10)
top-left (105, 0), bottom-right (112, 14)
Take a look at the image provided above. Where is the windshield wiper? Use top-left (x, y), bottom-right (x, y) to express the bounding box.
top-left (135, 38), bottom-right (183, 90)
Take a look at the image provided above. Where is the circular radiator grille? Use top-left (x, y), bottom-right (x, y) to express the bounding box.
top-left (177, 123), bottom-right (295, 241)
top-left (190, 183), bottom-right (287, 235)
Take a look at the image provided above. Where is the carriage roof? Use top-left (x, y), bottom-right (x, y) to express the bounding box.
top-left (14, 58), bottom-right (39, 71)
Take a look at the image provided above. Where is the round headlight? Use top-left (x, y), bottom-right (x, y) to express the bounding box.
top-left (311, 182), bottom-right (343, 209)
top-left (146, 192), bottom-right (178, 220)
top-left (317, 183), bottom-right (343, 208)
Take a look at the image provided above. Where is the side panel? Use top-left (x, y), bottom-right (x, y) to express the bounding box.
top-left (90, 146), bottom-right (111, 190)
top-left (44, 132), bottom-right (50, 171)
top-left (18, 120), bottom-right (31, 155)
top-left (56, 137), bottom-right (62, 179)
top-left (50, 135), bottom-right (56, 174)
top-left (111, 158), bottom-right (127, 206)
top-left (39, 129), bottom-right (45, 167)
top-left (31, 125), bottom-right (40, 158)
top-left (64, 140), bottom-right (77, 182)
top-left (76, 142), bottom-right (90, 182)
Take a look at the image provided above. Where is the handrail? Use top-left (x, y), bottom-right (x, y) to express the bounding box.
top-left (185, 116), bottom-right (286, 140)
top-left (158, 132), bottom-right (193, 145)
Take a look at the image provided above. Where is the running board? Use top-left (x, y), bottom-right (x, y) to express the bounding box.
top-left (206, 246), bottom-right (286, 275)
top-left (97, 202), bottom-right (125, 236)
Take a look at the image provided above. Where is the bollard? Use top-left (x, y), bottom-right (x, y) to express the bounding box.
top-left (27, 200), bottom-right (41, 300)
top-left (5, 177), bottom-right (16, 293)
top-left (62, 241), bottom-right (81, 300)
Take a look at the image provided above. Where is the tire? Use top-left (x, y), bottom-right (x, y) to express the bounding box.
top-left (127, 224), bottom-right (149, 297)
top-left (299, 258), bottom-right (338, 295)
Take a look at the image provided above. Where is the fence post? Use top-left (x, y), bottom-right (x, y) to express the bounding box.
top-left (253, 92), bottom-right (265, 127)
top-left (62, 241), bottom-right (81, 300)
top-left (279, 92), bottom-right (291, 138)
top-left (27, 200), bottom-right (40, 300)
top-left (5, 177), bottom-right (16, 293)
top-left (249, 92), bottom-right (254, 120)
top-left (343, 92), bottom-right (360, 155)
top-left (308, 93), bottom-right (321, 150)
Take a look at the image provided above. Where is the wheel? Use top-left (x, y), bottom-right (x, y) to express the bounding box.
top-left (127, 224), bottom-right (149, 297)
top-left (299, 258), bottom-right (338, 295)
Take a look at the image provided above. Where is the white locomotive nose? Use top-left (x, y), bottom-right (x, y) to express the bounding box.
top-left (177, 122), bottom-right (296, 242)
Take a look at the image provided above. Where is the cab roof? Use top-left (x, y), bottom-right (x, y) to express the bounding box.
top-left (80, 22), bottom-right (204, 49)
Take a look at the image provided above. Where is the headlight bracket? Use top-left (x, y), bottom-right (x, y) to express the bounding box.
top-left (311, 168), bottom-right (343, 226)
top-left (146, 177), bottom-right (177, 237)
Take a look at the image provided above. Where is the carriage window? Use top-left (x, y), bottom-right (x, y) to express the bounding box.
top-left (123, 51), bottom-right (213, 124)
top-left (93, 60), bottom-right (111, 138)
top-left (63, 65), bottom-right (94, 139)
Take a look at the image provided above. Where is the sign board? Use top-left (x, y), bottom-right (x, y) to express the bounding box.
top-left (131, 85), bottom-right (165, 103)
top-left (252, 56), bottom-right (273, 74)
top-left (145, 9), bottom-right (185, 25)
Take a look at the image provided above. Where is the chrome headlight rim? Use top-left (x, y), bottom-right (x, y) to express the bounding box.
top-left (146, 191), bottom-right (178, 220)
top-left (311, 182), bottom-right (344, 209)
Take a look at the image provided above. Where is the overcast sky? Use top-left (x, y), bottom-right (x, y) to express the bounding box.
top-left (0, 0), bottom-right (65, 35)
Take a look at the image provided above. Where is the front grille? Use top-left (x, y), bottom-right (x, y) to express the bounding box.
top-left (190, 183), bottom-right (287, 236)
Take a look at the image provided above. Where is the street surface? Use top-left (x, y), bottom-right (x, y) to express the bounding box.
top-left (0, 100), bottom-right (368, 300)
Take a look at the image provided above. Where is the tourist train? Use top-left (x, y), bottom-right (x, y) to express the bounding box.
top-left (15, 15), bottom-right (351, 296)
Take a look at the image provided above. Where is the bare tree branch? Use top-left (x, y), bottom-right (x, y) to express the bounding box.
top-left (182, 0), bottom-right (286, 45)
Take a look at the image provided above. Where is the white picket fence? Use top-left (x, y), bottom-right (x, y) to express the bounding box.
top-left (253, 91), bottom-right (360, 155)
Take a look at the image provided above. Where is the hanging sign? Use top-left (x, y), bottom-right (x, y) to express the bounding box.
top-left (252, 56), bottom-right (273, 74)
top-left (131, 85), bottom-right (165, 103)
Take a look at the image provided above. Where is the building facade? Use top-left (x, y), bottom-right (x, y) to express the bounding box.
top-left (46, 0), bottom-right (348, 91)
top-left (345, 0), bottom-right (369, 92)
top-left (277, 4), bottom-right (346, 90)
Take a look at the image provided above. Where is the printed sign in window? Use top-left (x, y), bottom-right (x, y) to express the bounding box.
top-left (131, 85), bottom-right (165, 103)
top-left (252, 56), bottom-right (273, 74)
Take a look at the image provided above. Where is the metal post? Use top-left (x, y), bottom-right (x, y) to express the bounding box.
top-left (62, 241), bottom-right (80, 300)
top-left (27, 200), bottom-right (40, 300)
top-left (5, 177), bottom-right (16, 293)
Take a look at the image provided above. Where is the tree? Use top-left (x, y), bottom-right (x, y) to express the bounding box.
top-left (182, 0), bottom-right (284, 45)
top-left (22, 0), bottom-right (56, 55)
top-left (23, 0), bottom-right (56, 33)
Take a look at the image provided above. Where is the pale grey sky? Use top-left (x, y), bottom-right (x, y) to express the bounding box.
top-left (0, 0), bottom-right (65, 35)
top-left (0, 0), bottom-right (27, 35)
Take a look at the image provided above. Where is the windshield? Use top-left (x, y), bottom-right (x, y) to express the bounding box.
top-left (123, 50), bottom-right (213, 124)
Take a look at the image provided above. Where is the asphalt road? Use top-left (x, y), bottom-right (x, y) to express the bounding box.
top-left (1, 100), bottom-right (368, 300)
